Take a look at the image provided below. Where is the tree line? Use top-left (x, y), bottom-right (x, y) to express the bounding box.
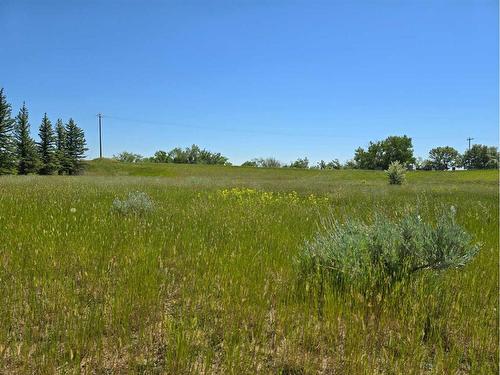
top-left (3, 83), bottom-right (492, 173)
top-left (113, 144), bottom-right (230, 165)
top-left (242, 135), bottom-right (499, 170)
top-left (0, 88), bottom-right (87, 175)
top-left (114, 135), bottom-right (498, 170)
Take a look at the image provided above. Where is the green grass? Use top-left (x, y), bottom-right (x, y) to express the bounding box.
top-left (0, 160), bottom-right (498, 373)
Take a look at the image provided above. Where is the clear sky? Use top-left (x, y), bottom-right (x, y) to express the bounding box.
top-left (1, 0), bottom-right (498, 165)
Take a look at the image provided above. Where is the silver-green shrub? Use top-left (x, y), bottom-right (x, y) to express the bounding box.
top-left (386, 161), bottom-right (406, 185)
top-left (111, 191), bottom-right (155, 215)
top-left (299, 207), bottom-right (478, 293)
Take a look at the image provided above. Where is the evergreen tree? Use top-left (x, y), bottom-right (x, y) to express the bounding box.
top-left (37, 113), bottom-right (57, 175)
top-left (65, 118), bottom-right (87, 175)
top-left (0, 88), bottom-right (16, 175)
top-left (14, 103), bottom-right (39, 175)
top-left (55, 119), bottom-right (67, 175)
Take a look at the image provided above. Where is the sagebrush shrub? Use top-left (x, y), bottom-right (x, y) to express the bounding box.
top-left (386, 161), bottom-right (406, 185)
top-left (299, 207), bottom-right (478, 294)
top-left (111, 191), bottom-right (155, 215)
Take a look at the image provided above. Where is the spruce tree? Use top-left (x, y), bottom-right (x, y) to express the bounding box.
top-left (37, 113), bottom-right (57, 175)
top-left (14, 103), bottom-right (39, 175)
top-left (0, 88), bottom-right (16, 175)
top-left (55, 119), bottom-right (67, 175)
top-left (65, 118), bottom-right (87, 175)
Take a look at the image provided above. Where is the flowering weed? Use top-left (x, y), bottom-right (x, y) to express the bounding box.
top-left (215, 187), bottom-right (329, 206)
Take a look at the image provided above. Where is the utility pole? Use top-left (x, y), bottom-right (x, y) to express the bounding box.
top-left (97, 113), bottom-right (103, 158)
top-left (467, 137), bottom-right (474, 151)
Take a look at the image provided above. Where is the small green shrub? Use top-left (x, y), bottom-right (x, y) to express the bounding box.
top-left (299, 207), bottom-right (478, 294)
top-left (386, 161), bottom-right (406, 185)
top-left (111, 191), bottom-right (155, 215)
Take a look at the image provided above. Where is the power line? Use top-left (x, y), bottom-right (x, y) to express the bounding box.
top-left (103, 114), bottom-right (354, 140)
top-left (101, 114), bottom-right (478, 142)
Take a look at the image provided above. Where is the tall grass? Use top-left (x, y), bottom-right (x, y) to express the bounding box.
top-left (0, 165), bottom-right (497, 373)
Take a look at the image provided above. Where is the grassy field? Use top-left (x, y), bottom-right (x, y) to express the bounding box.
top-left (0, 159), bottom-right (498, 374)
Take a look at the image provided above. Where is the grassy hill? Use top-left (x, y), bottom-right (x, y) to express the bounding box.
top-left (85, 158), bottom-right (498, 187)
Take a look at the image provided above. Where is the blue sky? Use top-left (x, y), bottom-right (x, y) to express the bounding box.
top-left (1, 0), bottom-right (498, 165)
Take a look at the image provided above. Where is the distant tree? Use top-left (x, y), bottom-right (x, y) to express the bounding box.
top-left (37, 113), bottom-right (58, 175)
top-left (186, 144), bottom-right (201, 164)
top-left (0, 88), bottom-right (16, 175)
top-left (169, 147), bottom-right (188, 164)
top-left (381, 136), bottom-right (415, 169)
top-left (113, 151), bottom-right (144, 163)
top-left (343, 159), bottom-right (357, 169)
top-left (148, 145), bottom-right (229, 165)
top-left (354, 135), bottom-right (415, 170)
top-left (152, 150), bottom-right (171, 163)
top-left (486, 147), bottom-right (500, 169)
top-left (326, 159), bottom-right (341, 169)
top-left (353, 148), bottom-right (367, 169)
top-left (198, 149), bottom-right (229, 165)
top-left (256, 157), bottom-right (282, 168)
top-left (415, 157), bottom-right (432, 171)
top-left (428, 146), bottom-right (460, 170)
top-left (54, 119), bottom-right (67, 175)
top-left (354, 143), bottom-right (382, 169)
top-left (290, 157), bottom-right (309, 169)
top-left (462, 144), bottom-right (499, 170)
top-left (14, 103), bottom-right (39, 174)
top-left (241, 160), bottom-right (258, 167)
top-left (64, 118), bottom-right (87, 175)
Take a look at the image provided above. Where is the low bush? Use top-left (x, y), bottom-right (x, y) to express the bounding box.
top-left (386, 161), bottom-right (406, 185)
top-left (298, 207), bottom-right (478, 294)
top-left (111, 191), bottom-right (155, 215)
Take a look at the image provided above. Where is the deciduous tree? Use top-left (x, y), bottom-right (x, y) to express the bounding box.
top-left (462, 144), bottom-right (499, 169)
top-left (290, 157), bottom-right (309, 168)
top-left (113, 151), bottom-right (144, 163)
top-left (354, 135), bottom-right (415, 170)
top-left (428, 146), bottom-right (460, 170)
